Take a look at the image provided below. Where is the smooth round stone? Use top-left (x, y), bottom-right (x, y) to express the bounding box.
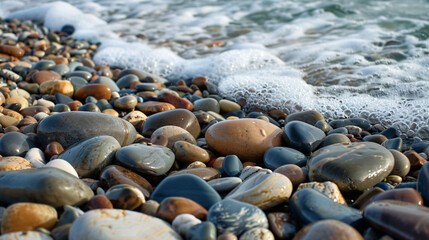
top-left (53, 103), bottom-right (71, 112)
top-left (308, 142), bottom-right (395, 192)
top-left (290, 188), bottom-right (366, 232)
top-left (51, 224), bottom-right (72, 240)
top-left (170, 167), bottom-right (221, 181)
top-left (208, 177), bottom-right (242, 193)
top-left (187, 161), bottom-right (206, 168)
top-left (186, 222), bottom-right (216, 240)
top-left (239, 166), bottom-right (273, 181)
top-left (114, 95), bottom-right (137, 110)
top-left (20, 106), bottom-right (50, 117)
top-left (389, 150), bottom-right (410, 177)
top-left (91, 76), bottom-right (119, 92)
top-left (32, 60), bottom-right (56, 71)
top-left (116, 144), bottom-right (174, 176)
top-left (315, 119), bottom-right (333, 133)
top-left (117, 74), bottom-right (139, 89)
top-left (294, 219), bottom-right (363, 240)
top-left (0, 156), bottom-right (33, 171)
top-left (219, 99), bottom-right (241, 113)
top-left (0, 115), bottom-right (19, 127)
top-left (363, 134), bottom-right (388, 144)
top-left (274, 164), bottom-right (307, 189)
top-left (52, 64), bottom-right (70, 75)
top-left (143, 109), bottom-right (201, 139)
top-left (96, 99), bottom-right (113, 111)
top-left (363, 200), bottom-right (429, 240)
top-left (64, 70), bottom-right (92, 81)
top-left (157, 91), bottom-right (193, 111)
top-left (150, 174), bottom-right (221, 209)
top-left (1, 203), bottom-right (57, 234)
top-left (239, 228), bottom-right (274, 240)
top-left (78, 103), bottom-right (100, 112)
top-left (206, 119), bottom-right (283, 162)
top-left (363, 188), bottom-right (423, 208)
top-left (297, 181), bottom-right (346, 205)
top-left (223, 155), bottom-right (243, 177)
top-left (105, 184), bottom-right (145, 210)
top-left (44, 159), bottom-right (79, 178)
top-left (74, 84), bottom-right (111, 102)
top-left (283, 121), bottom-right (325, 154)
top-left (136, 101), bottom-right (175, 115)
top-left (118, 68), bottom-right (168, 83)
top-left (37, 112), bottom-right (137, 148)
top-left (25, 148), bottom-right (46, 168)
top-left (0, 168), bottom-right (93, 208)
top-left (100, 165), bottom-right (153, 199)
top-left (172, 213), bottom-right (201, 237)
top-left (58, 136), bottom-right (120, 178)
top-left (286, 110), bottom-right (325, 126)
top-left (32, 70), bottom-right (61, 85)
top-left (122, 110), bottom-right (147, 127)
top-left (140, 200), bottom-right (159, 216)
top-left (151, 125), bottom-right (196, 149)
top-left (0, 132), bottom-right (36, 156)
top-left (263, 147), bottom-right (307, 170)
top-left (0, 45), bottom-right (25, 58)
top-left (322, 133), bottom-right (351, 147)
top-left (39, 80), bottom-right (74, 97)
top-left (382, 137), bottom-right (403, 151)
top-left (380, 127), bottom-right (401, 139)
top-left (193, 98), bottom-right (220, 113)
top-left (267, 212), bottom-right (297, 239)
top-left (156, 197), bottom-right (208, 222)
top-left (135, 82), bottom-right (159, 91)
top-left (417, 162), bottom-right (429, 203)
top-left (69, 76), bottom-right (88, 93)
top-left (173, 141), bottom-right (210, 164)
top-left (329, 118), bottom-right (371, 131)
top-left (88, 194), bottom-right (113, 210)
top-left (55, 93), bottom-right (74, 104)
top-left (69, 209), bottom-right (180, 240)
top-left (44, 141), bottom-right (64, 160)
top-left (207, 199), bottom-right (268, 236)
top-left (0, 231), bottom-right (53, 240)
top-left (226, 172), bottom-right (293, 210)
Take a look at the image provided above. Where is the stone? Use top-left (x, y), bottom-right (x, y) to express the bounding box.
top-left (274, 164), bottom-right (307, 189)
top-left (100, 165), bottom-right (153, 199)
top-left (122, 110), bottom-right (147, 127)
top-left (0, 115), bottom-right (19, 127)
top-left (283, 121), bottom-right (325, 154)
top-left (297, 181), bottom-right (346, 205)
top-left (389, 150), bottom-right (411, 177)
top-left (151, 125), bottom-right (196, 149)
top-left (114, 95), bottom-right (138, 111)
top-left (20, 106), bottom-right (50, 117)
top-left (315, 119), bottom-right (333, 133)
top-left (6, 96), bottom-right (28, 110)
top-left (74, 84), bottom-right (111, 102)
top-left (382, 137), bottom-right (403, 151)
top-left (172, 214), bottom-right (201, 237)
top-left (226, 172), bottom-right (292, 210)
top-left (329, 118), bottom-right (371, 131)
top-left (222, 155), bottom-right (243, 177)
top-left (39, 80), bottom-right (74, 97)
top-left (363, 200), bottom-right (429, 240)
top-left (105, 184), bottom-right (145, 210)
top-left (69, 209), bottom-right (181, 240)
top-left (380, 127), bottom-right (401, 139)
top-left (0, 132), bottom-right (36, 156)
top-left (405, 150), bottom-right (427, 167)
top-left (150, 174), bottom-right (221, 209)
top-left (286, 110), bottom-right (324, 126)
top-left (322, 133), bottom-right (351, 147)
top-left (88, 195), bottom-right (113, 210)
top-left (267, 212), bottom-right (297, 240)
top-left (136, 101), bottom-right (175, 115)
top-left (239, 228), bottom-right (274, 240)
top-left (51, 224), bottom-right (72, 240)
top-left (79, 103), bottom-right (101, 112)
top-left (31, 70), bottom-right (61, 85)
top-left (117, 74), bottom-right (140, 89)
top-left (173, 141), bottom-right (210, 164)
top-left (290, 188), bottom-right (366, 232)
top-left (59, 136), bottom-right (120, 178)
top-left (116, 144), bottom-right (174, 176)
top-left (263, 147), bottom-right (307, 170)
top-left (0, 45), bottom-right (25, 58)
top-left (143, 109), bottom-right (200, 138)
top-left (170, 167), bottom-right (221, 181)
top-left (117, 68), bottom-right (168, 83)
top-left (44, 142), bottom-right (64, 160)
top-left (207, 199), bottom-right (268, 236)
top-left (0, 231), bottom-right (53, 240)
top-left (417, 162), bottom-right (429, 203)
top-left (362, 188), bottom-right (423, 208)
top-left (205, 119), bottom-right (283, 162)
top-left (25, 148), bottom-right (46, 168)
top-left (64, 71), bottom-right (92, 81)
top-left (158, 91), bottom-right (193, 111)
top-left (91, 77), bottom-right (119, 92)
top-left (2, 109), bottom-right (23, 121)
top-left (294, 219), bottom-right (363, 240)
top-left (308, 142), bottom-right (395, 192)
top-left (219, 99), bottom-right (241, 113)
top-left (193, 98), bottom-right (220, 113)
top-left (44, 159), bottom-right (79, 178)
top-left (32, 60), bottom-right (56, 71)
top-left (186, 222), bottom-right (217, 240)
top-left (187, 161), bottom-right (206, 168)
top-left (0, 156), bottom-right (33, 171)
top-left (37, 112), bottom-right (137, 148)
top-left (363, 134), bottom-right (388, 144)
top-left (156, 197), bottom-right (208, 222)
top-left (208, 177), bottom-right (242, 193)
top-left (1, 203), bottom-right (57, 234)
top-left (0, 168), bottom-right (93, 208)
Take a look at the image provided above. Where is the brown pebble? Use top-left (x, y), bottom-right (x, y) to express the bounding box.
top-left (151, 126), bottom-right (196, 149)
top-left (293, 219), bottom-right (363, 240)
top-left (66, 100), bottom-right (83, 111)
top-left (44, 141), bottom-right (64, 160)
top-left (88, 195), bottom-right (114, 210)
top-left (74, 84), bottom-right (111, 102)
top-left (156, 197), bottom-right (207, 222)
top-left (157, 92), bottom-right (193, 111)
top-left (2, 108), bottom-right (23, 121)
top-left (4, 126), bottom-right (19, 133)
top-left (274, 164), bottom-right (307, 188)
top-left (211, 157), bottom-right (224, 168)
top-left (173, 140), bottom-right (210, 164)
top-left (136, 101), bottom-right (175, 115)
top-left (268, 109), bottom-right (287, 120)
top-left (31, 70), bottom-right (61, 85)
top-left (151, 135), bottom-right (169, 147)
top-left (20, 106), bottom-right (50, 117)
top-left (140, 200), bottom-right (160, 216)
top-left (102, 109), bottom-right (119, 117)
top-left (169, 167), bottom-right (221, 181)
top-left (39, 80), bottom-right (74, 97)
top-left (404, 150), bottom-right (427, 167)
top-left (361, 188), bottom-right (423, 209)
top-left (0, 45), bottom-right (25, 58)
top-left (192, 76), bottom-right (208, 87)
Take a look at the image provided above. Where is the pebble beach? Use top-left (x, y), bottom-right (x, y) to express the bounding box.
top-left (1, 1), bottom-right (429, 240)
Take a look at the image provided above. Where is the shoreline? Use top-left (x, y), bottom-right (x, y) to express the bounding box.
top-left (0, 15), bottom-right (429, 240)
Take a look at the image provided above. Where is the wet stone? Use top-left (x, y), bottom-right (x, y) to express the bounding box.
top-left (222, 155), bottom-right (243, 177)
top-left (25, 148), bottom-right (46, 168)
top-left (417, 162), bottom-right (429, 203)
top-left (172, 213), bottom-right (201, 237)
top-left (39, 80), bottom-right (74, 97)
top-left (322, 133), bottom-right (351, 147)
top-left (329, 118), bottom-right (371, 131)
top-left (193, 98), bottom-right (220, 113)
top-left (136, 101), bottom-right (175, 115)
top-left (116, 143), bottom-right (174, 176)
top-left (0, 156), bottom-right (33, 171)
top-left (283, 121), bottom-right (325, 155)
top-left (315, 119), bottom-right (333, 133)
top-left (274, 164), bottom-right (307, 189)
top-left (151, 125), bottom-right (196, 149)
top-left (74, 84), bottom-right (111, 102)
top-left (308, 142), bottom-right (395, 192)
top-left (31, 70), bottom-right (61, 85)
top-left (264, 147), bottom-right (307, 170)
top-left (380, 127), bottom-right (401, 139)
top-left (91, 76), bottom-right (120, 92)
top-left (219, 99), bottom-right (241, 113)
top-left (157, 91), bottom-right (193, 111)
top-left (135, 82), bottom-right (159, 91)
top-left (170, 167), bottom-right (221, 181)
top-left (173, 140), bottom-right (210, 164)
top-left (297, 181), bottom-right (346, 205)
top-left (208, 177), bottom-right (242, 193)
top-left (156, 197), bottom-right (208, 222)
top-left (286, 110), bottom-right (324, 126)
top-left (186, 222), bottom-right (217, 240)
top-left (363, 134), bottom-right (388, 144)
top-left (267, 212), bottom-right (297, 240)
top-left (382, 137), bottom-right (403, 151)
top-left (207, 199), bottom-right (268, 236)
top-left (44, 159), bottom-right (79, 178)
top-left (388, 150), bottom-right (410, 177)
top-left (32, 60), bottom-right (56, 71)
top-left (105, 184), bottom-right (145, 210)
top-left (404, 150), bottom-right (427, 167)
top-left (143, 109), bottom-right (200, 138)
top-left (294, 219), bottom-right (363, 240)
top-left (363, 188), bottom-right (423, 208)
top-left (0, 132), bottom-right (37, 156)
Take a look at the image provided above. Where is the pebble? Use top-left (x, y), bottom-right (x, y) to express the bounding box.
top-left (44, 141), bottom-right (64, 159)
top-left (297, 181), bottom-right (346, 205)
top-left (44, 159), bottom-right (79, 178)
top-left (58, 135), bottom-right (121, 178)
top-left (219, 99), bottom-right (241, 113)
top-left (172, 213), bottom-right (201, 237)
top-left (321, 133), bottom-right (351, 147)
top-left (156, 196), bottom-right (208, 222)
top-left (31, 70), bottom-right (61, 85)
top-left (142, 109), bottom-right (200, 138)
top-left (88, 194), bottom-right (113, 210)
top-left (329, 118), bottom-right (371, 131)
top-left (136, 101), bottom-right (175, 115)
top-left (362, 188), bottom-right (423, 208)
top-left (158, 91), bottom-right (193, 111)
top-left (151, 125), bottom-right (197, 149)
top-left (222, 155), bottom-right (243, 177)
top-left (404, 150), bottom-right (427, 167)
top-left (0, 156), bottom-right (33, 171)
top-left (208, 177), bottom-right (242, 193)
top-left (186, 222), bottom-right (217, 240)
top-left (1, 202), bottom-right (57, 234)
top-left (91, 77), bottom-right (120, 92)
top-left (116, 143), bottom-right (174, 176)
top-left (69, 209), bottom-right (181, 240)
top-left (105, 184), bottom-right (145, 210)
top-left (170, 167), bottom-right (221, 181)
top-left (117, 74), bottom-right (140, 89)
top-left (114, 95), bottom-right (137, 111)
top-left (24, 148), bottom-right (46, 168)
top-left (122, 110), bottom-right (147, 127)
top-left (173, 140), bottom-right (210, 164)
top-left (389, 150), bottom-right (411, 177)
top-left (267, 212), bottom-right (297, 239)
top-left (39, 80), bottom-right (74, 97)
top-left (207, 199), bottom-right (268, 236)
top-left (294, 219), bottom-right (363, 240)
top-left (150, 174), bottom-right (221, 209)
top-left (0, 132), bottom-right (36, 156)
top-left (0, 231), bottom-right (54, 240)
top-left (0, 168), bottom-right (93, 208)
top-left (193, 98), bottom-right (220, 113)
top-left (283, 121), bottom-right (325, 154)
top-left (286, 110), bottom-right (325, 126)
top-left (239, 228), bottom-right (274, 240)
top-left (205, 119), bottom-right (283, 162)
top-left (274, 164), bottom-right (307, 188)
top-left (417, 162), bottom-right (429, 203)
top-left (226, 172), bottom-right (292, 209)
top-left (74, 84), bottom-right (111, 102)
top-left (263, 147), bottom-right (307, 170)
top-left (363, 134), bottom-right (388, 144)
top-left (308, 142), bottom-right (395, 192)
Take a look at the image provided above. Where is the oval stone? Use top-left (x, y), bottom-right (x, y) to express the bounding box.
top-left (308, 142), bottom-right (395, 192)
top-left (263, 147), bottom-right (307, 170)
top-left (58, 136), bottom-right (121, 178)
top-left (294, 219), bottom-right (363, 240)
top-left (0, 168), bottom-right (93, 208)
top-left (208, 177), bottom-right (242, 193)
top-left (0, 231), bottom-right (53, 240)
top-left (173, 141), bottom-right (210, 164)
top-left (37, 112), bottom-right (137, 148)
top-left (116, 144), bottom-right (174, 176)
top-left (297, 181), bottom-right (346, 205)
top-left (207, 199), bottom-right (268, 236)
top-left (31, 70), bottom-right (61, 85)
top-left (283, 121), bottom-right (325, 154)
top-left (170, 167), bottom-right (221, 181)
top-left (150, 174), bottom-right (221, 209)
top-left (417, 162), bottom-right (429, 203)
top-left (136, 101), bottom-right (175, 115)
top-left (151, 125), bottom-right (196, 149)
top-left (91, 77), bottom-right (120, 92)
top-left (156, 197), bottom-right (208, 222)
top-left (0, 132), bottom-right (37, 156)
top-left (186, 222), bottom-right (216, 240)
top-left (158, 91), bottom-right (193, 111)
top-left (69, 209), bottom-right (181, 240)
top-left (44, 159), bottom-right (79, 178)
top-left (274, 164), bottom-right (307, 188)
top-left (205, 119), bottom-right (283, 162)
top-left (286, 110), bottom-right (325, 126)
top-left (193, 98), bottom-right (220, 113)
top-left (74, 84), bottom-right (111, 102)
top-left (389, 150), bottom-right (410, 177)
top-left (267, 212), bottom-right (297, 240)
top-left (0, 156), bottom-right (33, 171)
top-left (362, 188), bottom-right (423, 208)
top-left (39, 80), bottom-right (74, 97)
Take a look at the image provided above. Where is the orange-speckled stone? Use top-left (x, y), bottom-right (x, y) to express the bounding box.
top-left (39, 80), bottom-right (74, 97)
top-left (157, 92), bottom-right (193, 111)
top-left (205, 119), bottom-right (284, 162)
top-left (74, 84), bottom-right (111, 102)
top-left (0, 156), bottom-right (33, 171)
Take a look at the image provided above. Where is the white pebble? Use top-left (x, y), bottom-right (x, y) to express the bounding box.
top-left (44, 159), bottom-right (79, 178)
top-left (25, 148), bottom-right (46, 168)
top-left (172, 213), bottom-right (201, 236)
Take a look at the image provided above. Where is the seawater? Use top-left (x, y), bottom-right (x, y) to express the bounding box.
top-left (2, 0), bottom-right (429, 140)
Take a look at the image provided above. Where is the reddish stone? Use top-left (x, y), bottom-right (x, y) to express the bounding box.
top-left (88, 195), bottom-right (114, 210)
top-left (362, 188), bottom-right (423, 209)
top-left (136, 101), bottom-right (175, 115)
top-left (20, 106), bottom-right (50, 117)
top-left (192, 76), bottom-right (208, 87)
top-left (157, 92), bottom-right (193, 111)
top-left (274, 164), bottom-right (307, 188)
top-left (404, 150), bottom-right (427, 167)
top-left (31, 70), bottom-right (61, 85)
top-left (0, 45), bottom-right (25, 58)
top-left (66, 100), bottom-right (83, 111)
top-left (74, 84), bottom-right (111, 102)
top-left (156, 197), bottom-right (207, 222)
top-left (44, 141), bottom-right (64, 160)
top-left (294, 219), bottom-right (363, 240)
